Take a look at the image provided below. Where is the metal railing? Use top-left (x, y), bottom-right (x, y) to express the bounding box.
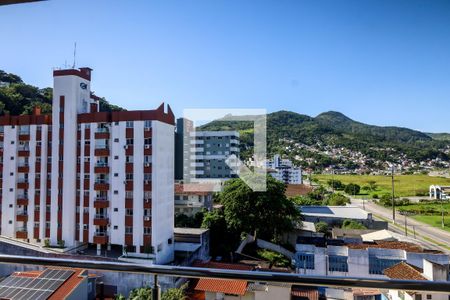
top-left (0, 254), bottom-right (448, 298)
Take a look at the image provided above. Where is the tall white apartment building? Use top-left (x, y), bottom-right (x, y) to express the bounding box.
top-left (266, 154), bottom-right (302, 184)
top-left (0, 68), bottom-right (175, 264)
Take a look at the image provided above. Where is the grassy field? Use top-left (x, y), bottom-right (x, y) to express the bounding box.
top-left (411, 215), bottom-right (450, 233)
top-left (313, 174), bottom-right (450, 198)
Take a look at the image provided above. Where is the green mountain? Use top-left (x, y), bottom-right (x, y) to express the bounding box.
top-left (201, 110), bottom-right (450, 169)
top-left (0, 69), bottom-right (124, 116)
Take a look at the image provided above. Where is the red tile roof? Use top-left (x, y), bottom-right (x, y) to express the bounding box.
top-left (193, 261), bottom-right (254, 296)
top-left (175, 183), bottom-right (214, 196)
top-left (384, 262), bottom-right (427, 281)
top-left (195, 278), bottom-right (248, 295)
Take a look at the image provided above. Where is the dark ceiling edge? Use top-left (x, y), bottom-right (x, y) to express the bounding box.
top-left (0, 0), bottom-right (46, 6)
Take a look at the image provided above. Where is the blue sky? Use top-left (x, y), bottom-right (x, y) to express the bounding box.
top-left (1, 0), bottom-right (449, 132)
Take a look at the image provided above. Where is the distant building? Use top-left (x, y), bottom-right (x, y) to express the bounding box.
top-left (267, 155), bottom-right (302, 184)
top-left (294, 238), bottom-right (449, 280)
top-left (0, 268), bottom-right (95, 300)
top-left (384, 260), bottom-right (449, 300)
top-left (175, 118), bottom-right (240, 181)
top-left (300, 206), bottom-right (387, 229)
top-left (429, 185), bottom-right (450, 200)
top-left (174, 183), bottom-right (213, 216)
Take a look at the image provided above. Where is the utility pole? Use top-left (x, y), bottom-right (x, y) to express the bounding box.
top-left (441, 197), bottom-right (445, 229)
top-left (391, 166), bottom-right (396, 224)
top-left (404, 213), bottom-right (408, 236)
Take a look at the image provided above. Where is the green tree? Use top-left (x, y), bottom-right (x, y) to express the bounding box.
top-left (327, 179), bottom-right (345, 190)
top-left (201, 209), bottom-right (238, 257)
top-left (368, 181), bottom-right (377, 191)
top-left (344, 183), bottom-right (361, 195)
top-left (161, 283), bottom-right (188, 300)
top-left (342, 219), bottom-right (367, 230)
top-left (315, 222), bottom-right (329, 235)
top-left (128, 287), bottom-right (152, 300)
top-left (219, 176), bottom-right (301, 242)
top-left (325, 193), bottom-right (350, 206)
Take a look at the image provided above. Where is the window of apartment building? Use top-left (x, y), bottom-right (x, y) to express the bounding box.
top-left (84, 191), bottom-right (89, 197)
top-left (114, 208), bottom-right (118, 212)
top-left (113, 226), bottom-right (118, 230)
top-left (10, 141), bottom-right (14, 145)
top-left (144, 138), bottom-right (151, 145)
top-left (83, 224), bottom-right (88, 230)
top-left (126, 121), bottom-right (134, 128)
top-left (85, 140), bottom-right (90, 145)
top-left (114, 173), bottom-right (118, 177)
top-left (84, 174), bottom-right (90, 180)
top-left (328, 256), bottom-right (348, 273)
top-left (144, 227), bottom-right (151, 235)
top-left (114, 138), bottom-right (119, 143)
top-left (144, 209), bottom-right (151, 216)
top-left (126, 208), bottom-right (133, 216)
top-left (35, 205), bottom-right (40, 211)
top-left (296, 253), bottom-right (315, 270)
top-left (144, 191), bottom-right (151, 199)
top-left (84, 157), bottom-right (90, 162)
top-left (46, 222), bottom-right (50, 229)
top-left (10, 156), bottom-right (14, 160)
top-left (114, 122), bottom-right (119, 126)
top-left (125, 226), bottom-right (133, 234)
top-left (126, 173), bottom-right (133, 181)
top-left (34, 222), bottom-right (39, 228)
top-left (126, 138), bottom-right (133, 145)
top-left (83, 207), bottom-right (89, 214)
top-left (126, 156), bottom-right (133, 163)
top-left (144, 155), bottom-right (151, 163)
top-left (144, 120), bottom-right (152, 128)
top-left (125, 191), bottom-right (133, 198)
top-left (114, 156), bottom-right (119, 160)
top-left (144, 173), bottom-right (151, 181)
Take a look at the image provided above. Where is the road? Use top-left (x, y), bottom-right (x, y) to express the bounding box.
top-left (351, 198), bottom-right (450, 254)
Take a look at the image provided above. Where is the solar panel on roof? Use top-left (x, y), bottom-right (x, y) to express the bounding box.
top-left (0, 268), bottom-right (75, 300)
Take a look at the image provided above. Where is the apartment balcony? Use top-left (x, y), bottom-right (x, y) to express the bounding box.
top-left (94, 146), bottom-right (110, 156)
top-left (94, 164), bottom-right (110, 173)
top-left (17, 180), bottom-right (29, 189)
top-left (94, 198), bottom-right (109, 209)
top-left (17, 196), bottom-right (29, 206)
top-left (93, 215), bottom-right (109, 226)
top-left (17, 164), bottom-right (29, 173)
top-left (18, 149), bottom-right (30, 157)
top-left (94, 129), bottom-right (110, 139)
top-left (94, 181), bottom-right (110, 191)
top-left (93, 232), bottom-right (108, 245)
top-left (18, 134), bottom-right (30, 141)
top-left (16, 213), bottom-right (28, 222)
top-left (15, 229), bottom-right (28, 239)
top-left (143, 216), bottom-right (151, 227)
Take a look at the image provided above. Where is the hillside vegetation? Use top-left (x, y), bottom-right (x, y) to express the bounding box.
top-left (201, 110), bottom-right (450, 169)
top-left (0, 69), bottom-right (123, 116)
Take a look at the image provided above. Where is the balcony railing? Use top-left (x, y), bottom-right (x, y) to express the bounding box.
top-left (96, 127), bottom-right (109, 133)
top-left (95, 145), bottom-right (109, 150)
top-left (95, 179), bottom-right (109, 184)
top-left (95, 162), bottom-right (108, 167)
top-left (0, 254), bottom-right (448, 300)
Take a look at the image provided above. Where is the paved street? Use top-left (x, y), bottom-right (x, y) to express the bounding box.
top-left (351, 198), bottom-right (450, 254)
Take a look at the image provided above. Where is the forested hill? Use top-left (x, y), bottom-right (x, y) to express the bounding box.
top-left (201, 110), bottom-right (450, 168)
top-left (0, 69), bottom-right (123, 115)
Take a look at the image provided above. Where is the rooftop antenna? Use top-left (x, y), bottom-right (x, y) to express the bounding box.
top-left (72, 42), bottom-right (77, 69)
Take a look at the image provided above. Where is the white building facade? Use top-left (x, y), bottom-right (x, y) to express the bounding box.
top-left (266, 154), bottom-right (302, 184)
top-left (0, 68), bottom-right (175, 264)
